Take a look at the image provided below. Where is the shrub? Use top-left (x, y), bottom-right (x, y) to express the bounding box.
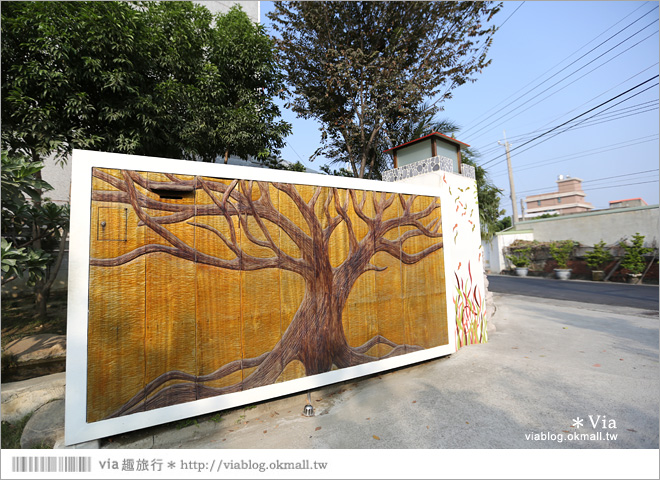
top-left (549, 240), bottom-right (576, 270)
top-left (585, 241), bottom-right (613, 271)
top-left (507, 248), bottom-right (531, 268)
top-left (619, 233), bottom-right (653, 275)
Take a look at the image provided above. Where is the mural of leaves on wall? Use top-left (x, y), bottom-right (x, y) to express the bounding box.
top-left (87, 169), bottom-right (447, 421)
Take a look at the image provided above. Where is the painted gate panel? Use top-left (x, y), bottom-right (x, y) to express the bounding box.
top-left (66, 150), bottom-right (483, 445)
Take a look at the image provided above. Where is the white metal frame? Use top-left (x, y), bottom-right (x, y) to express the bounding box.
top-left (65, 149), bottom-right (456, 445)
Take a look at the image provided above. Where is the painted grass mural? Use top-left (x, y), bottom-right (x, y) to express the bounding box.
top-left (453, 261), bottom-right (487, 347)
top-left (87, 168), bottom-right (448, 422)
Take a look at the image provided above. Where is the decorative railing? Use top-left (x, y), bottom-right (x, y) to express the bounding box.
top-left (461, 164), bottom-right (476, 180)
top-left (382, 155), bottom-right (476, 182)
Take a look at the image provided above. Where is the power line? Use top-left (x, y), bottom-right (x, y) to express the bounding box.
top-left (474, 62), bottom-right (660, 155)
top-left (497, 1), bottom-right (525, 29)
top-left (490, 134), bottom-right (660, 178)
top-left (465, 17), bottom-right (659, 142)
top-left (286, 141), bottom-right (306, 163)
top-left (483, 80), bottom-right (660, 170)
top-left (560, 105), bottom-right (658, 131)
top-left (460, 2), bottom-right (651, 131)
top-left (585, 171), bottom-right (660, 187)
top-left (483, 99), bottom-right (659, 153)
top-left (514, 169), bottom-right (660, 195)
top-left (479, 75), bottom-right (660, 169)
top-left (504, 179), bottom-right (659, 201)
top-left (461, 4), bottom-right (659, 137)
top-left (512, 62), bottom-right (660, 140)
top-left (518, 81), bottom-right (660, 153)
top-left (584, 180), bottom-right (659, 192)
top-left (469, 29), bottom-right (658, 142)
top-left (504, 102), bottom-right (659, 148)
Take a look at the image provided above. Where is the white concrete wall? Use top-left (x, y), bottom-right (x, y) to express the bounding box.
top-left (481, 230), bottom-right (534, 274)
top-left (41, 156), bottom-right (72, 205)
top-left (515, 205), bottom-right (659, 248)
top-left (195, 1), bottom-right (260, 22)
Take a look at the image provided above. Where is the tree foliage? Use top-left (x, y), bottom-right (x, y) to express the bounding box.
top-left (318, 104), bottom-right (504, 240)
top-left (619, 233), bottom-right (653, 275)
top-left (1, 151), bottom-right (69, 318)
top-left (549, 240), bottom-right (577, 270)
top-left (268, 1), bottom-right (501, 178)
top-left (495, 215), bottom-right (512, 232)
top-left (585, 240), bottom-right (613, 271)
top-left (1, 1), bottom-right (290, 164)
top-left (461, 153), bottom-right (504, 241)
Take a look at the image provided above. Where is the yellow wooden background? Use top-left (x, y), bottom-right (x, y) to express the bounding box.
top-left (87, 168), bottom-right (447, 422)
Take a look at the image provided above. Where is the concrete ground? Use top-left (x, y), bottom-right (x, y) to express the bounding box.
top-left (99, 293), bottom-right (659, 449)
top-left (2, 293), bottom-right (657, 451)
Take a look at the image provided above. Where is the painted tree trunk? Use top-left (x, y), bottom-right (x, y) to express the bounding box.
top-left (87, 169), bottom-right (445, 421)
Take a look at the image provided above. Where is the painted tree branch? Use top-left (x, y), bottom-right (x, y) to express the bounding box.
top-left (90, 169), bottom-right (446, 420)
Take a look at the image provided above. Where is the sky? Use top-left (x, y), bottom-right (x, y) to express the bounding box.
top-left (260, 1), bottom-right (660, 216)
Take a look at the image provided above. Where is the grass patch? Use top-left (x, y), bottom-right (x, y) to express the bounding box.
top-left (1, 290), bottom-right (68, 348)
top-left (175, 418), bottom-right (199, 430)
top-left (1, 414), bottom-right (32, 449)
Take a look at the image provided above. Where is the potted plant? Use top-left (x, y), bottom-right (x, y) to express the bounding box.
top-left (507, 247), bottom-right (531, 277)
top-left (585, 240), bottom-right (613, 281)
top-left (619, 233), bottom-right (652, 284)
top-left (549, 240), bottom-right (576, 280)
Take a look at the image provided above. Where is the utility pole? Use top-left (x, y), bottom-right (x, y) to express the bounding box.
top-left (499, 130), bottom-right (518, 227)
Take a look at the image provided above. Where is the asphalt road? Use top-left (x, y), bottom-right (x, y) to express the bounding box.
top-left (488, 274), bottom-right (659, 311)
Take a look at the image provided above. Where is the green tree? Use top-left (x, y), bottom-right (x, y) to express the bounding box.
top-left (260, 157), bottom-right (306, 172)
top-left (495, 216), bottom-right (512, 232)
top-left (268, 1), bottom-right (501, 178)
top-left (1, 152), bottom-right (69, 319)
top-left (619, 233), bottom-right (653, 275)
top-left (461, 154), bottom-right (505, 241)
top-left (585, 240), bottom-right (613, 271)
top-left (1, 1), bottom-right (290, 164)
top-left (550, 240), bottom-right (576, 270)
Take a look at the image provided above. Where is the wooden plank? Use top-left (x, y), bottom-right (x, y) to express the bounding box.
top-left (239, 182), bottom-right (282, 389)
top-left (143, 172), bottom-right (197, 411)
top-left (343, 190), bottom-right (378, 356)
top-left (373, 192), bottom-right (405, 358)
top-left (401, 195), bottom-right (447, 350)
top-left (277, 183), bottom-right (308, 382)
top-left (87, 169), bottom-right (147, 422)
top-left (194, 177), bottom-right (243, 394)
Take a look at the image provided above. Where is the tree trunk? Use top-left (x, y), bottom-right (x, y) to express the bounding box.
top-left (295, 280), bottom-right (350, 375)
top-left (33, 227), bottom-right (68, 322)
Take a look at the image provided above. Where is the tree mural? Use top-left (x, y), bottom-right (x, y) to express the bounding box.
top-left (90, 169), bottom-right (444, 418)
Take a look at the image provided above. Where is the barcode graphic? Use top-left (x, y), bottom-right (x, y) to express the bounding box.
top-left (12, 456), bottom-right (92, 473)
